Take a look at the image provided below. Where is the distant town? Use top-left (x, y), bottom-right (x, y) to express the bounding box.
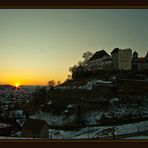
top-left (1, 48), bottom-right (148, 140)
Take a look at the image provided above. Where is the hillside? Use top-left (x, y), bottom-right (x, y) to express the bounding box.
top-left (21, 75), bottom-right (148, 127)
top-left (0, 84), bottom-right (15, 90)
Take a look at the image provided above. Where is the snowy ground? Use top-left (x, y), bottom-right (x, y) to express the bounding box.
top-left (124, 136), bottom-right (148, 139)
top-left (29, 110), bottom-right (148, 140)
top-left (30, 112), bottom-right (76, 126)
top-left (1, 120), bottom-right (148, 140)
top-left (56, 79), bottom-right (113, 90)
top-left (0, 123), bottom-right (11, 128)
top-left (30, 110), bottom-right (103, 126)
top-left (48, 120), bottom-right (148, 139)
top-left (83, 111), bottom-right (102, 125)
top-left (0, 137), bottom-right (42, 139)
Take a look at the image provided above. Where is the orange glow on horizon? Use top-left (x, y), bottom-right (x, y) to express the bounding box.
top-left (0, 71), bottom-right (68, 86)
top-left (15, 82), bottom-right (20, 88)
top-left (1, 77), bottom-right (66, 86)
top-left (0, 65), bottom-right (68, 86)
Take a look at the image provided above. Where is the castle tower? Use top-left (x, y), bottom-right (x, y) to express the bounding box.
top-left (111, 48), bottom-right (132, 70)
top-left (133, 51), bottom-right (138, 60)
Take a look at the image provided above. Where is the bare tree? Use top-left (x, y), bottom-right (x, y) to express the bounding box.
top-left (48, 80), bottom-right (56, 89)
top-left (77, 60), bottom-right (84, 66)
top-left (68, 51), bottom-right (93, 81)
top-left (56, 80), bottom-right (61, 86)
top-left (69, 65), bottom-right (78, 72)
top-left (82, 51), bottom-right (93, 65)
top-left (67, 74), bottom-right (72, 80)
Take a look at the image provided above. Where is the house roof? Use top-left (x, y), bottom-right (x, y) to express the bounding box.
top-left (89, 50), bottom-right (110, 61)
top-left (145, 52), bottom-right (148, 59)
top-left (133, 57), bottom-right (148, 63)
top-left (9, 110), bottom-right (25, 118)
top-left (111, 48), bottom-right (132, 54)
top-left (138, 57), bottom-right (145, 62)
top-left (22, 118), bottom-right (49, 131)
top-left (138, 57), bottom-right (148, 63)
top-left (111, 48), bottom-right (119, 54)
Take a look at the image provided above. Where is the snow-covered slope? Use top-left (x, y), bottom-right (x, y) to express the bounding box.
top-left (56, 79), bottom-right (113, 90)
top-left (30, 112), bottom-right (76, 126)
top-left (48, 120), bottom-right (148, 139)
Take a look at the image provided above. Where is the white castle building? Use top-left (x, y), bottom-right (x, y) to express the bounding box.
top-left (111, 48), bottom-right (132, 70)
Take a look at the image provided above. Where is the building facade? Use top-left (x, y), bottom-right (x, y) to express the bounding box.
top-left (22, 118), bottom-right (49, 138)
top-left (111, 48), bottom-right (132, 70)
top-left (87, 50), bottom-right (112, 71)
top-left (132, 51), bottom-right (148, 72)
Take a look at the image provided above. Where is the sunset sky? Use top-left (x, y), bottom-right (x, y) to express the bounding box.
top-left (0, 9), bottom-right (148, 86)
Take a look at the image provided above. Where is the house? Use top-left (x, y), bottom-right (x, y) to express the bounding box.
top-left (87, 50), bottom-right (112, 70)
top-left (0, 118), bottom-right (21, 135)
top-left (111, 48), bottom-right (132, 70)
top-left (9, 110), bottom-right (28, 119)
top-left (9, 110), bottom-right (28, 126)
top-left (0, 123), bottom-right (13, 136)
top-left (21, 118), bottom-right (49, 138)
top-left (132, 51), bottom-right (148, 72)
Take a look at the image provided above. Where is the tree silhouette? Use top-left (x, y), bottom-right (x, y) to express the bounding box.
top-left (56, 81), bottom-right (61, 86)
top-left (68, 51), bottom-right (93, 80)
top-left (82, 51), bottom-right (93, 65)
top-left (48, 80), bottom-right (56, 89)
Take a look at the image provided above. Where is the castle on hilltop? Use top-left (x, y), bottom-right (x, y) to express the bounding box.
top-left (72, 48), bottom-right (148, 79)
top-left (86, 48), bottom-right (148, 72)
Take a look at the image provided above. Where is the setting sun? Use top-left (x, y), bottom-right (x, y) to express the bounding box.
top-left (15, 82), bottom-right (20, 88)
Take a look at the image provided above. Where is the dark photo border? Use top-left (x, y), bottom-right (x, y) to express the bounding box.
top-left (0, 0), bottom-right (148, 8)
top-left (0, 0), bottom-right (148, 148)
